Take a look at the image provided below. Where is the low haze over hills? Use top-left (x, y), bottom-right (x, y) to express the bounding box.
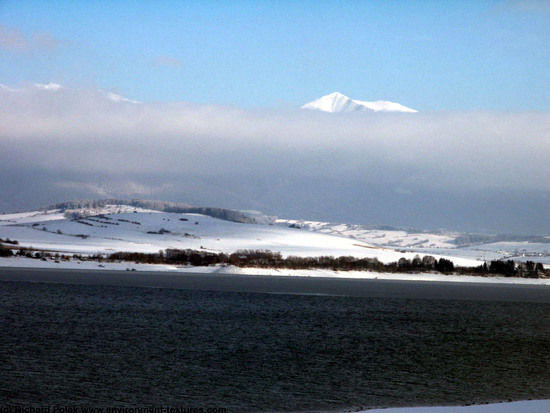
top-left (2, 83), bottom-right (550, 234)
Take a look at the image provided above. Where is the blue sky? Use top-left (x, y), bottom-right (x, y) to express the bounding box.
top-left (1, 0), bottom-right (549, 110)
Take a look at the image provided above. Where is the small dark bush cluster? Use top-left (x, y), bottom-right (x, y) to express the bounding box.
top-left (12, 249), bottom-right (71, 261)
top-left (18, 249), bottom-right (34, 258)
top-left (392, 255), bottom-right (454, 273)
top-left (164, 249), bottom-right (228, 266)
top-left (75, 220), bottom-right (94, 226)
top-left (147, 228), bottom-right (172, 234)
top-left (117, 219), bottom-right (141, 225)
top-left (109, 251), bottom-right (165, 264)
top-left (85, 217), bottom-right (119, 226)
top-left (484, 259), bottom-right (544, 278)
top-left (0, 244), bottom-right (14, 256)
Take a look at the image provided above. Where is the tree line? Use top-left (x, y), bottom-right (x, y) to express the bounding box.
top-left (107, 248), bottom-right (547, 278)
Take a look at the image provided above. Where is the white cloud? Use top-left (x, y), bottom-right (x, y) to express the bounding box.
top-left (2, 85), bottom-right (549, 190)
top-left (1, 83), bottom-right (550, 232)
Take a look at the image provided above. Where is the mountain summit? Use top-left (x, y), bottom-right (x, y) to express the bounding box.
top-left (301, 92), bottom-right (417, 113)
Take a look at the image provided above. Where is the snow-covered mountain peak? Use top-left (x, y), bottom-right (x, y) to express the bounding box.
top-left (302, 92), bottom-right (417, 113)
top-left (301, 92), bottom-right (362, 113)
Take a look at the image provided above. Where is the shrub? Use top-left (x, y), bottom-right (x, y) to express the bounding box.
top-left (0, 244), bottom-right (13, 257)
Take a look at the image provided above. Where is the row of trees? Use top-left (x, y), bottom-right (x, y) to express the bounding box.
top-left (106, 249), bottom-right (547, 278)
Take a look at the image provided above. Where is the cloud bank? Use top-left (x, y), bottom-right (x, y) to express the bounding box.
top-left (1, 84), bottom-right (550, 233)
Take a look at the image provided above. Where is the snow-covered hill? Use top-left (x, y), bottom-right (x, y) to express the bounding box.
top-left (0, 204), bottom-right (483, 267)
top-left (301, 92), bottom-right (417, 113)
top-left (1, 203), bottom-right (550, 273)
top-left (276, 219), bottom-right (458, 249)
top-left (0, 206), bottom-right (405, 261)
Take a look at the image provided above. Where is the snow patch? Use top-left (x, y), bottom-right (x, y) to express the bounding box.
top-left (354, 399), bottom-right (550, 413)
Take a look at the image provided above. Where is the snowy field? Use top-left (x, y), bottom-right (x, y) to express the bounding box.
top-left (0, 206), bottom-right (479, 263)
top-left (276, 219), bottom-right (459, 249)
top-left (1, 205), bottom-right (549, 284)
top-left (275, 219), bottom-right (550, 264)
top-left (0, 207), bottom-right (390, 258)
